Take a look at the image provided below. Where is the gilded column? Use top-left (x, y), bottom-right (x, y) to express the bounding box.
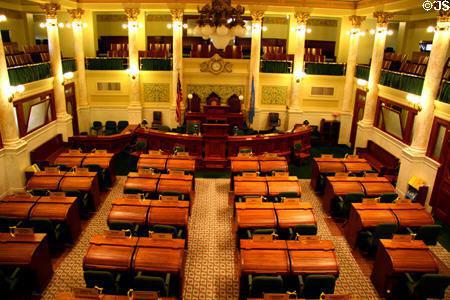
top-left (247, 10), bottom-right (264, 126)
top-left (410, 11), bottom-right (450, 154)
top-left (170, 9), bottom-right (184, 128)
top-left (287, 12), bottom-right (309, 129)
top-left (41, 3), bottom-right (73, 139)
top-left (360, 11), bottom-right (393, 125)
top-left (125, 8), bottom-right (142, 124)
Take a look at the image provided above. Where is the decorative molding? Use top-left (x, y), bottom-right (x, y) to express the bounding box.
top-left (200, 54), bottom-right (232, 75)
top-left (186, 84), bottom-right (245, 103)
top-left (250, 10), bottom-right (264, 22)
top-left (40, 3), bottom-right (60, 19)
top-left (170, 9), bottom-right (183, 22)
top-left (143, 83), bottom-right (170, 103)
top-left (0, 8), bottom-right (24, 19)
top-left (348, 15), bottom-right (366, 28)
top-left (146, 14), bottom-right (171, 22)
top-left (294, 12), bottom-right (310, 26)
top-left (307, 19), bottom-right (338, 27)
top-left (437, 10), bottom-right (450, 24)
top-left (373, 11), bottom-right (393, 27)
top-left (96, 14), bottom-right (127, 22)
top-left (263, 17), bottom-right (288, 25)
top-left (68, 8), bottom-right (85, 20)
top-left (124, 8), bottom-right (140, 21)
top-left (261, 86), bottom-right (288, 105)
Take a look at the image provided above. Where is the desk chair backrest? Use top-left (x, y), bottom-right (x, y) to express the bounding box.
top-left (301, 274), bottom-right (336, 299)
top-left (412, 274), bottom-right (450, 299)
top-left (133, 273), bottom-right (168, 296)
top-left (293, 224), bottom-right (318, 236)
top-left (414, 225), bottom-right (442, 246)
top-left (249, 275), bottom-right (284, 298)
top-left (379, 193), bottom-right (398, 203)
top-left (373, 223), bottom-right (397, 239)
top-left (84, 270), bottom-right (116, 293)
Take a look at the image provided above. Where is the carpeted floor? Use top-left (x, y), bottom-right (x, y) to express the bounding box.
top-left (41, 176), bottom-right (450, 299)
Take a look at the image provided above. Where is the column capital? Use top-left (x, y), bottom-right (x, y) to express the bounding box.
top-left (40, 2), bottom-right (60, 19)
top-left (294, 12), bottom-right (310, 26)
top-left (437, 10), bottom-right (450, 29)
top-left (373, 11), bottom-right (393, 28)
top-left (251, 10), bottom-right (264, 22)
top-left (68, 8), bottom-right (85, 20)
top-left (170, 9), bottom-right (183, 22)
top-left (124, 8), bottom-right (140, 21)
top-left (349, 15), bottom-right (366, 28)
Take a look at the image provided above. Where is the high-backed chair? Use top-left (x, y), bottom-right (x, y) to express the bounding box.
top-left (403, 273), bottom-right (450, 299)
top-left (152, 111), bottom-right (162, 128)
top-left (0, 268), bottom-right (27, 297)
top-left (133, 272), bottom-right (170, 296)
top-left (104, 121), bottom-right (117, 136)
top-left (189, 93), bottom-right (201, 112)
top-left (150, 224), bottom-right (184, 239)
top-left (408, 225), bottom-right (442, 246)
top-left (298, 274), bottom-right (336, 299)
top-left (227, 94), bottom-right (241, 113)
top-left (332, 192), bottom-right (365, 219)
top-left (358, 223), bottom-right (398, 255)
top-left (268, 113), bottom-right (281, 129)
top-left (90, 121), bottom-right (103, 135)
top-left (108, 222), bottom-right (140, 236)
top-left (289, 224), bottom-right (318, 239)
top-left (206, 92), bottom-right (221, 106)
top-left (379, 193), bottom-right (398, 203)
top-left (83, 270), bottom-right (122, 294)
top-left (248, 275), bottom-right (284, 298)
top-left (117, 120), bottom-right (129, 132)
top-left (29, 218), bottom-right (66, 244)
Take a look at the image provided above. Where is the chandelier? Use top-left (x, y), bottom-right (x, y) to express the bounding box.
top-left (194, 0), bottom-right (246, 49)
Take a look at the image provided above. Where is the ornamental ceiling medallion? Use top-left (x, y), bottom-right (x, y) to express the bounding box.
top-left (200, 54), bottom-right (232, 75)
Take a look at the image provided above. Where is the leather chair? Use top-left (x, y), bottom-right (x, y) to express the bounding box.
top-left (248, 275), bottom-right (284, 298)
top-left (83, 270), bottom-right (122, 294)
top-left (275, 192), bottom-right (299, 203)
top-left (84, 164), bottom-right (110, 190)
top-left (268, 113), bottom-right (281, 129)
top-left (227, 94), bottom-right (241, 113)
top-left (29, 218), bottom-right (66, 244)
top-left (189, 93), bottom-right (201, 113)
top-left (298, 274), bottom-right (336, 299)
top-left (152, 111), bottom-right (162, 128)
top-left (150, 224), bottom-right (184, 239)
top-left (90, 121), bottom-right (103, 135)
top-left (108, 222), bottom-right (140, 236)
top-left (173, 145), bottom-right (185, 154)
top-left (123, 188), bottom-right (148, 199)
top-left (63, 190), bottom-right (90, 216)
top-left (0, 217), bottom-right (23, 233)
top-left (133, 272), bottom-right (170, 296)
top-left (357, 223), bottom-right (398, 255)
top-left (379, 193), bottom-right (398, 203)
top-left (159, 191), bottom-right (185, 200)
top-left (206, 92), bottom-right (221, 106)
top-left (289, 224), bottom-right (318, 239)
top-left (104, 121), bottom-right (117, 136)
top-left (408, 225), bottom-right (442, 246)
top-left (403, 273), bottom-right (450, 299)
top-left (0, 268), bottom-right (26, 297)
top-left (245, 228), bottom-right (277, 240)
top-left (117, 120), bottom-right (129, 132)
top-left (30, 189), bottom-right (50, 196)
top-left (332, 193), bottom-right (365, 219)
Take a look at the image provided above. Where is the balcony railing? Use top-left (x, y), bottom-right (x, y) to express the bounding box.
top-left (85, 57), bottom-right (127, 70)
top-left (439, 81), bottom-right (449, 104)
top-left (260, 60), bottom-right (292, 74)
top-left (305, 62), bottom-right (346, 75)
top-left (8, 62), bottom-right (51, 86)
top-left (62, 59), bottom-right (77, 73)
top-left (355, 65), bottom-right (370, 80)
top-left (140, 58), bottom-right (172, 71)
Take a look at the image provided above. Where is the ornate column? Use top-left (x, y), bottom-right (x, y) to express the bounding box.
top-left (125, 8), bottom-right (142, 124)
top-left (339, 16), bottom-right (365, 145)
top-left (287, 12), bottom-right (309, 129)
top-left (41, 3), bottom-right (73, 139)
top-left (248, 10), bottom-right (263, 128)
top-left (170, 9), bottom-right (184, 128)
top-left (68, 8), bottom-right (89, 132)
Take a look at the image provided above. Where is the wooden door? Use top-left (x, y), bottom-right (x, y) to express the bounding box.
top-left (349, 89), bottom-right (366, 148)
top-left (64, 82), bottom-right (79, 135)
top-left (430, 138), bottom-right (450, 225)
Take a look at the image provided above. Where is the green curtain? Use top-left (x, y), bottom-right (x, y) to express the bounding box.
top-left (86, 58), bottom-right (126, 70)
top-left (439, 81), bottom-right (450, 104)
top-left (141, 58), bottom-right (172, 71)
top-left (8, 63), bottom-right (51, 86)
top-left (305, 63), bottom-right (345, 75)
top-left (261, 61), bottom-right (291, 73)
top-left (62, 59), bottom-right (77, 73)
top-left (380, 71), bottom-right (424, 95)
top-left (355, 65), bottom-right (370, 80)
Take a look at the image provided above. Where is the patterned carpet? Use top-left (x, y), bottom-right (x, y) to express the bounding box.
top-left (41, 177), bottom-right (450, 299)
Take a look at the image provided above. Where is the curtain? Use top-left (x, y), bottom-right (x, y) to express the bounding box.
top-left (306, 63), bottom-right (345, 75)
top-left (62, 59), bottom-right (77, 73)
top-left (141, 58), bottom-right (172, 71)
top-left (439, 81), bottom-right (449, 104)
top-left (8, 63), bottom-right (51, 86)
top-left (380, 71), bottom-right (424, 95)
top-left (261, 61), bottom-right (291, 73)
top-left (355, 65), bottom-right (370, 80)
top-left (86, 58), bottom-right (126, 70)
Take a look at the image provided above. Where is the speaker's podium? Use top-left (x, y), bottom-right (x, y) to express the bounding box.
top-left (203, 123), bottom-right (228, 169)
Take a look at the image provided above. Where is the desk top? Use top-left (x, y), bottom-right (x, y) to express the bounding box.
top-left (259, 160), bottom-right (288, 172)
top-left (240, 249), bottom-right (290, 275)
top-left (391, 209), bottom-right (434, 227)
top-left (236, 209), bottom-right (277, 228)
top-left (149, 200), bottom-right (190, 208)
top-left (82, 157), bottom-right (113, 169)
top-left (0, 232), bottom-right (46, 243)
top-left (327, 177), bottom-right (390, 183)
top-left (84, 244), bottom-right (135, 271)
top-left (289, 249), bottom-right (339, 275)
top-left (314, 157), bottom-right (367, 163)
top-left (328, 181), bottom-right (364, 196)
top-left (26, 175), bottom-right (63, 190)
top-left (343, 162), bottom-right (373, 173)
top-left (111, 198), bottom-right (152, 207)
top-left (361, 182), bottom-right (396, 196)
top-left (240, 240), bottom-right (287, 250)
top-left (157, 179), bottom-right (192, 195)
top-left (0, 202), bottom-right (35, 219)
top-left (0, 233), bottom-right (46, 265)
top-left (276, 209), bottom-right (316, 229)
top-left (274, 202), bottom-right (312, 210)
top-left (38, 196), bottom-right (77, 204)
top-left (316, 162), bottom-right (346, 173)
top-left (137, 157), bottom-right (167, 169)
top-left (235, 202), bottom-right (274, 210)
top-left (159, 174), bottom-right (193, 181)
top-left (267, 180), bottom-right (301, 196)
top-left (89, 235), bottom-right (139, 247)
top-left (166, 158), bottom-right (196, 172)
top-left (140, 153), bottom-right (169, 159)
top-left (30, 203), bottom-right (72, 222)
top-left (234, 181), bottom-right (267, 196)
top-left (234, 176), bottom-right (266, 182)
top-left (287, 240), bottom-right (335, 250)
top-left (148, 206), bottom-right (189, 226)
top-left (108, 205), bottom-right (149, 225)
top-left (60, 176), bottom-right (95, 191)
top-left (355, 209), bottom-right (397, 228)
top-left (133, 247), bottom-right (184, 273)
top-left (124, 177), bottom-right (158, 192)
top-left (1, 195), bottom-right (40, 203)
top-left (231, 160), bottom-right (260, 172)
top-left (56, 293), bottom-right (176, 300)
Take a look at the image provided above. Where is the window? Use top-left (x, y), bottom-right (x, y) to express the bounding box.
top-left (427, 117), bottom-right (449, 163)
top-left (97, 82), bottom-right (121, 91)
top-left (311, 87), bottom-right (334, 96)
top-left (13, 90), bottom-right (56, 137)
top-left (374, 97), bottom-right (417, 145)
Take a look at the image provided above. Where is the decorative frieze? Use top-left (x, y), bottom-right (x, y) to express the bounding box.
top-left (143, 83), bottom-right (170, 103)
top-left (261, 86), bottom-right (288, 105)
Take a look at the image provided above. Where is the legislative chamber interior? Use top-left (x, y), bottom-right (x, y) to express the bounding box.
top-left (0, 0), bottom-right (449, 299)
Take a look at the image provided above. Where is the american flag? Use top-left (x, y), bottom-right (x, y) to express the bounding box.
top-left (176, 72), bottom-right (182, 125)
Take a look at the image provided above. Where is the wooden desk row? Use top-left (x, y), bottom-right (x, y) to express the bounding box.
top-left (345, 203), bottom-right (434, 248)
top-left (137, 154), bottom-right (196, 172)
top-left (232, 176), bottom-right (301, 198)
top-left (0, 233), bottom-right (53, 292)
top-left (124, 173), bottom-right (194, 198)
top-left (239, 239), bottom-right (339, 276)
top-left (26, 171), bottom-right (101, 210)
top-left (108, 198), bottom-right (189, 229)
top-left (322, 176), bottom-right (396, 213)
top-left (311, 157), bottom-right (372, 191)
top-left (83, 235), bottom-right (185, 276)
top-left (0, 195), bottom-right (82, 242)
top-left (230, 156), bottom-right (288, 174)
top-left (235, 202), bottom-right (316, 231)
top-left (53, 152), bottom-right (116, 185)
top-left (56, 293), bottom-right (177, 300)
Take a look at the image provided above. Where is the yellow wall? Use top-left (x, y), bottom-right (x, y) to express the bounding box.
top-left (0, 16), bottom-right (27, 50)
top-left (403, 19), bottom-right (437, 59)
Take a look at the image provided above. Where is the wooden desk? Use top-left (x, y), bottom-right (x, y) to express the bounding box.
top-left (56, 292), bottom-right (177, 300)
top-left (30, 199), bottom-right (81, 242)
top-left (275, 205), bottom-right (316, 229)
top-left (234, 181), bottom-right (267, 197)
top-left (107, 204), bottom-right (150, 227)
top-left (259, 160), bottom-right (288, 173)
top-left (266, 177), bottom-right (301, 196)
top-left (361, 182), bottom-right (396, 197)
top-left (148, 206), bottom-right (189, 227)
top-left (26, 174), bottom-right (64, 191)
top-left (137, 157), bottom-right (167, 170)
top-left (133, 243), bottom-right (184, 274)
top-left (83, 235), bottom-right (138, 272)
top-left (345, 204), bottom-right (397, 248)
top-left (343, 162), bottom-right (373, 173)
top-left (157, 174), bottom-right (193, 197)
top-left (0, 233), bottom-right (53, 292)
top-left (391, 204), bottom-right (434, 228)
top-left (371, 239), bottom-right (438, 297)
top-left (1, 195), bottom-right (40, 203)
top-left (54, 156), bottom-right (84, 168)
top-left (136, 237), bottom-right (185, 249)
top-left (310, 160), bottom-right (346, 191)
top-left (287, 240), bottom-right (338, 276)
top-left (82, 154), bottom-right (116, 185)
top-left (235, 202), bottom-right (274, 210)
top-left (240, 249), bottom-right (290, 274)
top-left (60, 173), bottom-right (101, 210)
top-left (240, 240), bottom-right (287, 250)
top-left (0, 202), bottom-right (35, 219)
top-left (166, 157), bottom-right (196, 172)
top-left (236, 209), bottom-right (277, 229)
top-left (124, 177), bottom-right (159, 193)
top-left (322, 181), bottom-right (364, 214)
top-left (231, 160), bottom-right (260, 173)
